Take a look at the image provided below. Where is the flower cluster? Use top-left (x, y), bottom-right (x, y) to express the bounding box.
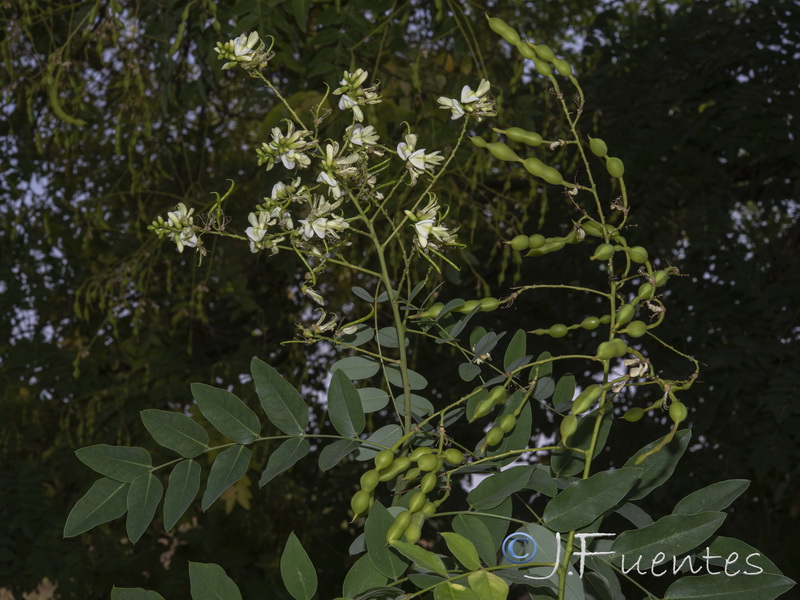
top-left (256, 121), bottom-right (314, 171)
top-left (397, 134), bottom-right (444, 185)
top-left (148, 203), bottom-right (201, 254)
top-left (438, 79), bottom-right (496, 121)
top-left (214, 32), bottom-right (274, 73)
top-left (332, 69), bottom-right (382, 122)
top-left (404, 196), bottom-right (458, 251)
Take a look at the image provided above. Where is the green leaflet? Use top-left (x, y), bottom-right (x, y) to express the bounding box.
top-left (201, 446), bottom-right (251, 511)
top-left (140, 409), bottom-right (208, 458)
top-left (281, 532), bottom-right (318, 600)
top-left (191, 383), bottom-right (261, 445)
top-left (251, 358), bottom-right (309, 435)
top-left (188, 562), bottom-right (243, 600)
top-left (75, 445), bottom-right (152, 483)
top-left (163, 459), bottom-right (201, 530)
top-left (126, 473), bottom-right (163, 544)
top-left (64, 477), bottom-right (129, 537)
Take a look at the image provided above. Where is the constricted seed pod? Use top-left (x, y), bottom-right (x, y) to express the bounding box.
top-left (581, 316), bottom-right (601, 330)
top-left (378, 457), bottom-right (411, 481)
top-left (479, 297), bottom-right (501, 312)
top-left (560, 415), bottom-right (578, 442)
top-left (505, 127), bottom-right (543, 147)
top-left (528, 234), bottom-right (546, 249)
top-left (408, 490), bottom-right (427, 513)
top-left (510, 234), bottom-right (530, 251)
top-left (534, 44), bottom-right (556, 61)
top-left (571, 384), bottom-right (602, 415)
top-left (486, 141), bottom-right (522, 163)
top-left (606, 157), bottom-right (625, 178)
top-left (498, 414), bottom-right (517, 433)
top-left (548, 324), bottom-right (568, 338)
top-left (417, 453), bottom-right (440, 472)
top-left (374, 449), bottom-right (394, 470)
top-left (533, 57), bottom-right (552, 76)
top-left (622, 407), bottom-right (645, 422)
top-left (470, 135), bottom-right (489, 148)
top-left (409, 446), bottom-right (435, 462)
top-left (589, 137), bottom-right (608, 157)
top-left (592, 244), bottom-right (615, 261)
top-left (470, 397), bottom-right (495, 422)
top-left (351, 489), bottom-right (371, 516)
top-left (625, 321), bottom-right (648, 338)
top-left (580, 220), bottom-right (605, 237)
top-left (487, 385), bottom-right (508, 406)
top-left (420, 471), bottom-right (438, 493)
top-left (486, 16), bottom-right (521, 46)
top-left (654, 270), bottom-right (670, 287)
top-left (597, 338), bottom-right (627, 360)
top-left (360, 469), bottom-right (380, 492)
top-left (403, 512), bottom-right (426, 543)
top-left (669, 401), bottom-right (688, 424)
top-left (386, 510), bottom-right (412, 542)
top-left (515, 42), bottom-right (537, 59)
top-left (616, 304), bottom-right (635, 326)
top-left (637, 282), bottom-right (655, 300)
top-left (443, 448), bottom-right (464, 465)
top-left (485, 426), bottom-right (504, 447)
top-left (553, 58), bottom-right (572, 76)
top-left (627, 246), bottom-right (648, 264)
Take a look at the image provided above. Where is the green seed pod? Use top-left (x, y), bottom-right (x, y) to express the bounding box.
top-left (498, 414), bottom-right (517, 433)
top-left (404, 512), bottom-right (426, 543)
top-left (628, 246), bottom-right (648, 264)
top-left (506, 127), bottom-right (543, 147)
top-left (654, 270), bottom-right (670, 287)
top-left (470, 135), bottom-right (488, 148)
top-left (443, 448), bottom-right (464, 465)
top-left (409, 446), bottom-right (435, 462)
top-left (378, 456), bottom-right (411, 481)
top-left (510, 234), bottom-right (530, 251)
top-left (350, 489), bottom-right (372, 516)
top-left (374, 449), bottom-right (394, 470)
top-left (553, 58), bottom-right (572, 76)
top-left (479, 297), bottom-right (501, 312)
top-left (589, 137), bottom-right (608, 157)
top-left (421, 501), bottom-right (437, 517)
top-left (487, 16), bottom-right (521, 46)
top-left (548, 323), bottom-right (568, 338)
top-left (606, 157), bottom-right (625, 178)
top-left (625, 320), bottom-right (648, 338)
top-left (597, 338), bottom-right (627, 360)
top-left (581, 316), bottom-right (601, 330)
top-left (528, 233), bottom-right (546, 249)
top-left (485, 426), bottom-right (504, 447)
top-left (560, 414), bottom-right (578, 443)
top-left (487, 141), bottom-right (522, 163)
top-left (592, 244), bottom-right (615, 261)
top-left (522, 157), bottom-right (547, 178)
top-left (637, 282), bottom-right (655, 300)
top-left (580, 220), bottom-right (605, 237)
top-left (487, 385), bottom-right (508, 406)
top-left (417, 453), bottom-right (439, 472)
top-left (360, 469), bottom-right (380, 493)
top-left (470, 397), bottom-right (495, 422)
top-left (669, 401), bottom-right (688, 424)
top-left (418, 302), bottom-right (444, 319)
top-left (527, 240), bottom-right (565, 257)
top-left (386, 510), bottom-right (412, 542)
top-left (534, 44), bottom-right (556, 61)
top-left (571, 384), bottom-right (602, 415)
top-left (420, 471), bottom-right (438, 493)
top-left (600, 314), bottom-right (612, 324)
top-left (515, 41), bottom-right (537, 60)
top-left (622, 407), bottom-right (645, 422)
top-left (456, 299), bottom-right (481, 314)
top-left (541, 165), bottom-right (564, 185)
top-left (408, 490), bottom-right (427, 513)
top-left (533, 57), bottom-right (552, 76)
top-left (403, 467), bottom-right (421, 481)
top-left (616, 304), bottom-right (635, 326)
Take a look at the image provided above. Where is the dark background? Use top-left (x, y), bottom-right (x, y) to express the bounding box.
top-left (1, 0), bottom-right (797, 597)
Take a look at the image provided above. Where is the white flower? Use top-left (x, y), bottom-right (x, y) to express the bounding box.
top-left (298, 216), bottom-right (349, 240)
top-left (338, 94), bottom-right (364, 122)
top-left (437, 96), bottom-right (466, 120)
top-left (317, 171), bottom-right (342, 199)
top-left (167, 202), bottom-right (194, 228)
top-left (257, 121), bottom-right (313, 171)
top-left (232, 32), bottom-right (260, 62)
top-left (397, 133), bottom-right (418, 160)
top-left (397, 134), bottom-right (443, 184)
top-left (348, 124), bottom-right (379, 146)
top-left (460, 79), bottom-right (491, 104)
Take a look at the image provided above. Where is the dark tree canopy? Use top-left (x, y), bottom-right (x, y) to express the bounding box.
top-left (1, 0), bottom-right (797, 597)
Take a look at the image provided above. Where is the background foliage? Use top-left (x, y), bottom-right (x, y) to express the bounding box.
top-left (1, 0), bottom-right (797, 597)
